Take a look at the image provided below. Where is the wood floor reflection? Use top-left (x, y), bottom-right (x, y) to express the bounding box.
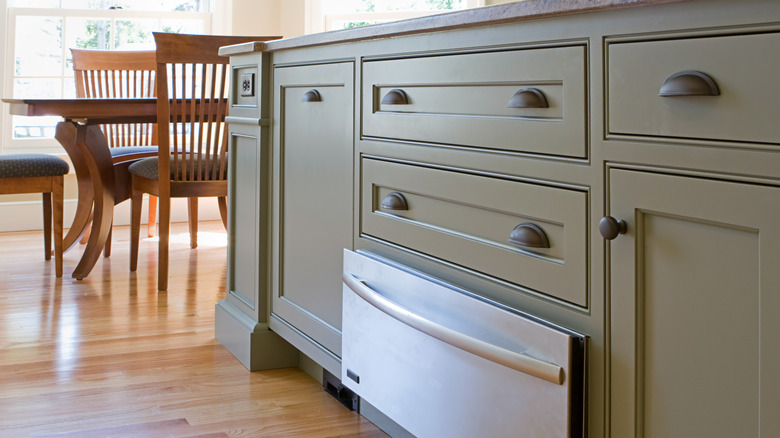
top-left (0, 221), bottom-right (385, 437)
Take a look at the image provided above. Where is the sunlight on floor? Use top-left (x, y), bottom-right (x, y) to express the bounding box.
top-left (143, 231), bottom-right (227, 247)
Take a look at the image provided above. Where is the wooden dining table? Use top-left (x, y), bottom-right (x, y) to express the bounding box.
top-left (3, 98), bottom-right (158, 280)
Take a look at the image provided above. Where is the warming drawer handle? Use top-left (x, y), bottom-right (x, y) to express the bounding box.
top-left (343, 273), bottom-right (565, 385)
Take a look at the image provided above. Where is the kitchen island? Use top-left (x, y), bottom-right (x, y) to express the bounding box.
top-left (217, 0), bottom-right (780, 436)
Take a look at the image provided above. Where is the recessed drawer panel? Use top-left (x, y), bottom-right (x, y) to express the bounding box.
top-left (607, 32), bottom-right (780, 146)
top-left (361, 158), bottom-right (588, 307)
top-left (362, 46), bottom-right (587, 158)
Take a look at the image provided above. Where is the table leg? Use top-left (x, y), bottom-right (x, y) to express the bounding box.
top-left (55, 122), bottom-right (93, 252)
top-left (71, 124), bottom-right (115, 280)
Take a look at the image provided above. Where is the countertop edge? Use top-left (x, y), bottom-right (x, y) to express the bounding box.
top-left (219, 0), bottom-right (688, 56)
top-left (219, 41), bottom-right (273, 56)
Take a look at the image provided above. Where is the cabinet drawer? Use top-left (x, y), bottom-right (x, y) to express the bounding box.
top-left (362, 45), bottom-right (587, 158)
top-left (361, 158), bottom-right (588, 307)
top-left (607, 32), bottom-right (780, 146)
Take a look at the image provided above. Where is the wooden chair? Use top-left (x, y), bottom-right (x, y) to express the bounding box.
top-left (71, 48), bottom-right (159, 255)
top-left (129, 33), bottom-right (281, 291)
top-left (0, 154), bottom-right (69, 277)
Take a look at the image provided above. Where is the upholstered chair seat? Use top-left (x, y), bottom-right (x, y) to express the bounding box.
top-left (0, 153), bottom-right (70, 277)
top-left (128, 155), bottom-right (226, 181)
top-left (0, 154), bottom-right (70, 178)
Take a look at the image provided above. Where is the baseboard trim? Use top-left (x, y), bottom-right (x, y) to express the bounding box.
top-left (0, 196), bottom-right (222, 232)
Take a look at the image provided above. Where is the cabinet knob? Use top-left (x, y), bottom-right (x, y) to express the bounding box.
top-left (301, 89), bottom-right (322, 102)
top-left (380, 89), bottom-right (409, 105)
top-left (659, 70), bottom-right (720, 97)
top-left (507, 88), bottom-right (549, 109)
top-left (599, 216), bottom-right (627, 240)
top-left (380, 192), bottom-right (408, 210)
top-left (508, 223), bottom-right (550, 248)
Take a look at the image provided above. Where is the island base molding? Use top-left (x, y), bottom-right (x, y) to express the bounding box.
top-left (215, 300), bottom-right (298, 371)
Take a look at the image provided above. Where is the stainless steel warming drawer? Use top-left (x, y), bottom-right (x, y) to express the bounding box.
top-left (341, 249), bottom-right (586, 438)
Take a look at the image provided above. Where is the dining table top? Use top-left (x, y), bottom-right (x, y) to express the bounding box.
top-left (3, 98), bottom-right (158, 124)
top-left (3, 97), bottom-right (229, 126)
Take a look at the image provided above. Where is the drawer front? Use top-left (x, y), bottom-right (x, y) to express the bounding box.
top-left (362, 45), bottom-right (587, 158)
top-left (607, 31), bottom-right (780, 146)
top-left (361, 158), bottom-right (588, 307)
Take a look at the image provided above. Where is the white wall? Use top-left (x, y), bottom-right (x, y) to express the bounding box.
top-left (281, 0), bottom-right (307, 38)
top-left (231, 0), bottom-right (307, 39)
top-left (232, 0), bottom-right (280, 36)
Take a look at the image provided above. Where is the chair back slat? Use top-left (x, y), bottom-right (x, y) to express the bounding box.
top-left (71, 49), bottom-right (157, 148)
top-left (215, 63), bottom-right (230, 180)
top-left (153, 33), bottom-right (279, 184)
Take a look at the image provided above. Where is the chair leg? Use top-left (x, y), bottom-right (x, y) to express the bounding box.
top-left (53, 176), bottom-right (64, 278)
top-left (130, 187), bottom-right (143, 272)
top-left (188, 197), bottom-right (198, 249)
top-left (42, 192), bottom-right (52, 261)
top-left (158, 195), bottom-right (171, 291)
top-left (103, 225), bottom-right (112, 257)
top-left (147, 195), bottom-right (157, 238)
top-left (80, 224), bottom-right (90, 244)
top-left (218, 196), bottom-right (228, 230)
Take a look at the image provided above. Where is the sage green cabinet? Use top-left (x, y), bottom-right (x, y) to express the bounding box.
top-left (361, 157), bottom-right (588, 307)
top-left (607, 167), bottom-right (780, 437)
top-left (216, 2), bottom-right (780, 436)
top-left (362, 45), bottom-right (587, 158)
top-left (226, 132), bottom-right (265, 309)
top-left (269, 62), bottom-right (354, 374)
top-left (217, 56), bottom-right (299, 373)
top-left (607, 31), bottom-right (780, 146)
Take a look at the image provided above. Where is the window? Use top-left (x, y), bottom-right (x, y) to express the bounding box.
top-left (310, 0), bottom-right (485, 34)
top-left (3, 1), bottom-right (212, 153)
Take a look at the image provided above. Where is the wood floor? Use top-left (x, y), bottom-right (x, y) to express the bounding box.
top-left (0, 221), bottom-right (386, 438)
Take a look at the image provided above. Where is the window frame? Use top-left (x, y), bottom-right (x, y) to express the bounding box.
top-left (2, 6), bottom-right (213, 154)
top-left (307, 0), bottom-right (486, 34)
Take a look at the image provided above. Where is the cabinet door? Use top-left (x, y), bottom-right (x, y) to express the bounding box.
top-left (272, 62), bottom-right (354, 360)
top-left (608, 168), bottom-right (780, 437)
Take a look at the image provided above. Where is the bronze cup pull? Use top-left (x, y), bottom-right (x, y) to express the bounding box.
top-left (508, 223), bottom-right (550, 248)
top-left (507, 88), bottom-right (549, 109)
top-left (301, 89), bottom-right (322, 102)
top-left (380, 89), bottom-right (409, 105)
top-left (659, 70), bottom-right (720, 97)
top-left (380, 192), bottom-right (409, 211)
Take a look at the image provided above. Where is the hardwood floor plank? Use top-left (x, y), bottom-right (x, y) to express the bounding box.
top-left (0, 222), bottom-right (386, 437)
